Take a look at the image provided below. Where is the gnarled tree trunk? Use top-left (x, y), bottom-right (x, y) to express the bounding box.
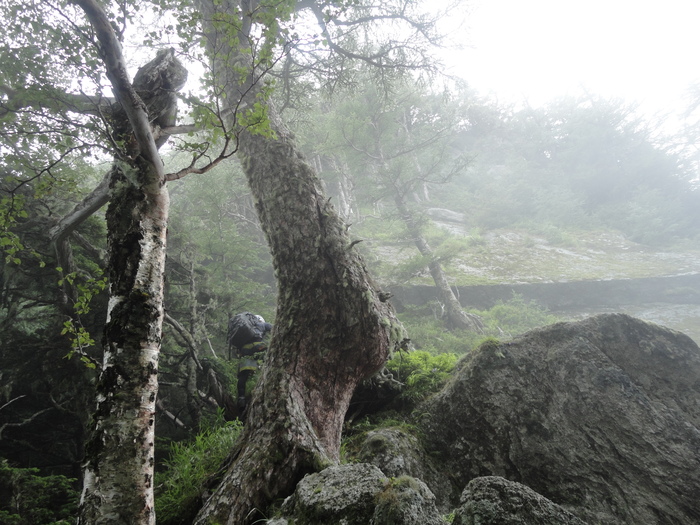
top-left (193, 106), bottom-right (404, 524)
top-left (189, 1), bottom-right (406, 521)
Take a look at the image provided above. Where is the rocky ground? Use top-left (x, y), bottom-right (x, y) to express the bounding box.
top-left (271, 314), bottom-right (700, 525)
top-left (420, 222), bottom-right (700, 284)
top-left (372, 220), bottom-right (700, 342)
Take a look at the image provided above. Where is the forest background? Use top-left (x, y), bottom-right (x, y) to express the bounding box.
top-left (2, 0), bottom-right (700, 523)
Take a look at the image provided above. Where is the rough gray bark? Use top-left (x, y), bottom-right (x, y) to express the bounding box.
top-left (190, 1), bottom-right (428, 521)
top-left (71, 2), bottom-right (187, 522)
top-left (193, 103), bottom-right (405, 524)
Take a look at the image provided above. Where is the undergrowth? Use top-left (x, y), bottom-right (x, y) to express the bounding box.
top-left (0, 459), bottom-right (78, 525)
top-left (386, 350), bottom-right (458, 407)
top-left (155, 415), bottom-right (243, 525)
top-left (399, 293), bottom-right (559, 355)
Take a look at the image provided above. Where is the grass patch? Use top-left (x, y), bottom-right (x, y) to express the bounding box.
top-left (155, 416), bottom-right (243, 525)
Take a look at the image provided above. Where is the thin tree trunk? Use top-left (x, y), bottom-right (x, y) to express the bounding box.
top-left (72, 2), bottom-right (187, 522)
top-left (78, 179), bottom-right (169, 524)
top-left (394, 192), bottom-right (483, 332)
top-left (187, 258), bottom-right (203, 429)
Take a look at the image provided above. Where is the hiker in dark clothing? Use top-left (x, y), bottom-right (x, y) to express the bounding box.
top-left (227, 312), bottom-right (273, 417)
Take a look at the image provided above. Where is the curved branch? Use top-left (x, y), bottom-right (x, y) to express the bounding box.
top-left (69, 0), bottom-right (164, 185)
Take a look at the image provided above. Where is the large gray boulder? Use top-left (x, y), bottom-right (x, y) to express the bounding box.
top-left (453, 476), bottom-right (587, 525)
top-left (279, 463), bottom-right (387, 524)
top-left (420, 313), bottom-right (700, 524)
top-left (275, 463), bottom-right (446, 524)
top-left (372, 475), bottom-right (446, 525)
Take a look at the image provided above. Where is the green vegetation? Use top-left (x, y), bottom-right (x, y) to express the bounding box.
top-left (4, 4), bottom-right (700, 515)
top-left (155, 416), bottom-right (244, 525)
top-left (386, 350), bottom-right (458, 406)
top-left (473, 294), bottom-right (559, 338)
top-left (0, 459), bottom-right (78, 525)
top-left (397, 294), bottom-right (559, 355)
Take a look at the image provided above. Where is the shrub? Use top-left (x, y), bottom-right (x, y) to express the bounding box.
top-left (0, 459), bottom-right (78, 525)
top-left (475, 293), bottom-right (559, 338)
top-left (386, 350), bottom-right (458, 406)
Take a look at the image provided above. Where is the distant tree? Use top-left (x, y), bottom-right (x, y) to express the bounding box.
top-left (443, 95), bottom-right (700, 243)
top-left (302, 79), bottom-right (483, 330)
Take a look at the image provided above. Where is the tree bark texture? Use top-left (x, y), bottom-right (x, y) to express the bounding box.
top-left (78, 174), bottom-right (169, 525)
top-left (189, 2), bottom-right (406, 521)
top-left (72, 2), bottom-right (187, 521)
top-left (193, 107), bottom-right (405, 524)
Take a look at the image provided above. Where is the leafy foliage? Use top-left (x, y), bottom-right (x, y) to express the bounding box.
top-left (473, 293), bottom-right (559, 339)
top-left (386, 350), bottom-right (457, 405)
top-left (398, 294), bottom-right (559, 355)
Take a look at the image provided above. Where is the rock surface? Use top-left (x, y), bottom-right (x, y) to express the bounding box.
top-left (279, 463), bottom-right (387, 524)
top-left (453, 476), bottom-right (587, 525)
top-left (372, 475), bottom-right (445, 525)
top-left (354, 427), bottom-right (454, 511)
top-left (420, 313), bottom-right (700, 524)
top-left (274, 463), bottom-right (445, 524)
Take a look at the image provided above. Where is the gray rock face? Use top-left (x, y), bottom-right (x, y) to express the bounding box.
top-left (276, 463), bottom-right (445, 524)
top-left (280, 463), bottom-right (387, 524)
top-left (453, 476), bottom-right (587, 525)
top-left (372, 476), bottom-right (446, 525)
top-left (420, 314), bottom-right (700, 524)
top-left (355, 428), bottom-right (454, 511)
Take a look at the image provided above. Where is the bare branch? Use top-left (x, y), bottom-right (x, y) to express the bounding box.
top-left (69, 0), bottom-right (164, 185)
top-left (0, 395), bottom-right (26, 413)
top-left (164, 312), bottom-right (204, 371)
top-left (49, 168), bottom-right (111, 246)
top-left (0, 407), bottom-right (52, 440)
top-left (156, 399), bottom-right (189, 430)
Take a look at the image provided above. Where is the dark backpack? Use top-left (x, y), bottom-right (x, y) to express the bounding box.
top-left (227, 312), bottom-right (263, 350)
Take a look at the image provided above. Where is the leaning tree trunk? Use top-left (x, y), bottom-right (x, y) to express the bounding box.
top-left (191, 2), bottom-right (405, 521)
top-left (73, 2), bottom-right (187, 522)
top-left (193, 105), bottom-right (405, 524)
top-left (394, 192), bottom-right (483, 332)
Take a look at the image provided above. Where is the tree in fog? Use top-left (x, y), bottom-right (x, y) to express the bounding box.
top-left (303, 79), bottom-right (482, 330)
top-left (190, 0), bottom-right (449, 521)
top-left (2, 0), bottom-right (453, 522)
